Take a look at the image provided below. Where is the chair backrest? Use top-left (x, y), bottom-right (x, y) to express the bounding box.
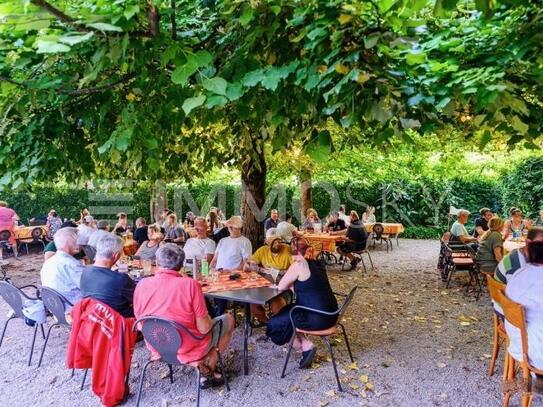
top-left (485, 274), bottom-right (506, 304)
top-left (40, 287), bottom-right (72, 325)
top-left (0, 230), bottom-right (11, 242)
top-left (0, 281), bottom-right (25, 318)
top-left (373, 223), bottom-right (384, 237)
top-left (135, 317), bottom-right (183, 365)
top-left (494, 288), bottom-right (531, 368)
top-left (338, 286), bottom-right (358, 320)
top-left (31, 227), bottom-right (43, 241)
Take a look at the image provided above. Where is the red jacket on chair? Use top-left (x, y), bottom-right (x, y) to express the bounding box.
top-left (67, 298), bottom-right (136, 407)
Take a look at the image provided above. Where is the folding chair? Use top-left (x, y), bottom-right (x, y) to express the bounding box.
top-left (495, 289), bottom-right (543, 407)
top-left (37, 287), bottom-right (73, 368)
top-left (0, 281), bottom-right (45, 366)
top-left (281, 286), bottom-right (358, 392)
top-left (134, 316), bottom-right (230, 407)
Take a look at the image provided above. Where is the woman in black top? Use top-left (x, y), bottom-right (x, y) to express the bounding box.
top-left (332, 210), bottom-right (368, 270)
top-left (267, 237), bottom-right (338, 369)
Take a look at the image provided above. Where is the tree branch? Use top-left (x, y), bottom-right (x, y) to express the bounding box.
top-left (30, 0), bottom-right (75, 23)
top-left (149, 5), bottom-right (160, 37)
top-left (62, 74), bottom-right (133, 95)
top-left (171, 0), bottom-right (177, 40)
top-left (0, 76), bottom-right (25, 86)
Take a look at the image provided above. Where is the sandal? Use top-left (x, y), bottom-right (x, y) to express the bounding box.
top-left (200, 373), bottom-right (225, 389)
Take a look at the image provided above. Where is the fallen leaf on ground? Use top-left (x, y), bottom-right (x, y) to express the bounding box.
top-left (365, 383), bottom-right (374, 391)
top-left (350, 383), bottom-right (360, 390)
top-left (436, 362), bottom-right (447, 368)
top-left (289, 384), bottom-right (300, 392)
top-left (318, 401), bottom-right (329, 407)
top-left (325, 389), bottom-right (336, 397)
top-left (347, 362), bottom-right (359, 370)
top-left (359, 374), bottom-right (369, 383)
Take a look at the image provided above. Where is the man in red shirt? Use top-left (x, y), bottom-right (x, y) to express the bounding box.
top-left (134, 243), bottom-right (234, 387)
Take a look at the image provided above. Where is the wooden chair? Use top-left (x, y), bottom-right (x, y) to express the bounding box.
top-left (444, 242), bottom-right (482, 297)
top-left (494, 288), bottom-right (543, 407)
top-left (485, 274), bottom-right (508, 376)
top-left (281, 286), bottom-right (357, 392)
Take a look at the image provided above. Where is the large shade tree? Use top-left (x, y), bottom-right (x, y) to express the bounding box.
top-left (0, 0), bottom-right (541, 246)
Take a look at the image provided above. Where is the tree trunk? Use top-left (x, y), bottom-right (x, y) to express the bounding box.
top-left (300, 169), bottom-right (312, 221)
top-left (150, 181), bottom-right (168, 223)
top-left (241, 150), bottom-right (266, 251)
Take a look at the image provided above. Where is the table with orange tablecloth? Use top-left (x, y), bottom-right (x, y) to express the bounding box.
top-left (14, 225), bottom-right (49, 240)
top-left (301, 233), bottom-right (343, 253)
top-left (364, 223), bottom-right (404, 235)
top-left (200, 271), bottom-right (272, 293)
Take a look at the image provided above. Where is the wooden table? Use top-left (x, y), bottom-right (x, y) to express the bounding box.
top-left (302, 233), bottom-right (343, 253)
top-left (364, 223), bottom-right (404, 235)
top-left (14, 225), bottom-right (48, 240)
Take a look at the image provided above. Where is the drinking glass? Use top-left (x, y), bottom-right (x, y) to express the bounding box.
top-left (269, 268), bottom-right (280, 288)
top-left (142, 259), bottom-right (153, 276)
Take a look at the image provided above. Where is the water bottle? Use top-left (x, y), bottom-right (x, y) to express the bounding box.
top-left (201, 259), bottom-right (209, 278)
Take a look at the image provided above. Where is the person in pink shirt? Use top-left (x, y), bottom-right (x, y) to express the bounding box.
top-left (0, 201), bottom-right (19, 258)
top-left (134, 243), bottom-right (234, 388)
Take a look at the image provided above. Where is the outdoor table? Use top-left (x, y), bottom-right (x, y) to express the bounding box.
top-left (14, 225), bottom-right (48, 240)
top-left (503, 239), bottom-right (525, 254)
top-left (301, 233), bottom-right (343, 253)
top-left (204, 285), bottom-right (283, 376)
top-left (364, 222), bottom-right (404, 235)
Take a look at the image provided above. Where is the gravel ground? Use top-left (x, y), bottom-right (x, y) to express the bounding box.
top-left (0, 239), bottom-right (540, 407)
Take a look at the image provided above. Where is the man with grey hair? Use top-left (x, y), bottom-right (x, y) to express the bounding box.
top-left (134, 244), bottom-right (235, 386)
top-left (40, 227), bottom-right (85, 304)
top-left (88, 220), bottom-right (111, 249)
top-left (80, 234), bottom-right (136, 317)
top-left (450, 209), bottom-right (478, 245)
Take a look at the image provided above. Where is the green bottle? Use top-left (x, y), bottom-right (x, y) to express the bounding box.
top-left (201, 259), bottom-right (209, 278)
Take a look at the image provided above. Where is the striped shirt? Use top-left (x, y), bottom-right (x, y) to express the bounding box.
top-left (494, 248), bottom-right (526, 284)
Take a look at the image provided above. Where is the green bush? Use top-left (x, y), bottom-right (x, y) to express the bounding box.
top-left (501, 156), bottom-right (543, 218)
top-left (401, 226), bottom-right (446, 240)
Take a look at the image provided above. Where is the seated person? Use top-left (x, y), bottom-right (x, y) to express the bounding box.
top-left (164, 213), bottom-right (186, 245)
top-left (112, 212), bottom-right (128, 235)
top-left (325, 211), bottom-right (346, 232)
top-left (46, 209), bottom-right (63, 240)
top-left (245, 229), bottom-right (293, 323)
top-left (266, 237), bottom-right (338, 369)
top-left (450, 210), bottom-right (478, 245)
top-left (472, 207), bottom-right (493, 238)
top-left (362, 206), bottom-right (376, 224)
top-left (134, 244), bottom-right (235, 387)
top-left (504, 207), bottom-right (532, 240)
top-left (264, 209), bottom-right (279, 231)
top-left (81, 234), bottom-right (136, 317)
top-left (44, 221), bottom-right (80, 261)
top-left (184, 211), bottom-right (196, 227)
top-left (276, 213), bottom-right (299, 243)
top-left (495, 227), bottom-right (543, 284)
top-left (210, 216), bottom-right (252, 272)
top-left (338, 204), bottom-right (351, 226)
top-left (301, 208), bottom-right (320, 231)
top-left (183, 217), bottom-right (216, 265)
top-left (475, 217), bottom-right (504, 274)
top-left (505, 228), bottom-right (543, 371)
top-left (40, 227), bottom-right (85, 304)
top-left (88, 220), bottom-right (111, 249)
top-left (133, 217), bottom-right (149, 247)
top-left (76, 215), bottom-right (96, 247)
top-left (134, 224), bottom-right (164, 260)
top-left (333, 211), bottom-right (368, 270)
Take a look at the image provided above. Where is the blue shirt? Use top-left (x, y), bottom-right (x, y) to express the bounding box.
top-left (40, 251), bottom-right (84, 305)
top-left (80, 266), bottom-right (136, 317)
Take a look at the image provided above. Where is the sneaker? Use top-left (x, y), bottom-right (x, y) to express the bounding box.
top-left (299, 347), bottom-right (317, 369)
top-left (349, 258), bottom-right (359, 270)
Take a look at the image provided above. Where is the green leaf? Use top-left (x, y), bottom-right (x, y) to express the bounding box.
top-left (58, 32), bottom-right (94, 46)
top-left (202, 77), bottom-right (228, 96)
top-left (479, 130), bottom-right (491, 150)
top-left (241, 69), bottom-right (265, 87)
top-left (511, 116), bottom-right (529, 134)
top-left (87, 22), bottom-right (123, 32)
top-left (239, 7), bottom-right (254, 26)
top-left (193, 50), bottom-right (213, 67)
top-left (475, 0), bottom-right (490, 16)
top-left (378, 0), bottom-right (397, 12)
top-left (406, 51), bottom-right (426, 65)
top-left (364, 34), bottom-right (379, 49)
top-left (226, 83), bottom-right (243, 101)
top-left (182, 95), bottom-right (206, 115)
top-left (171, 63), bottom-right (198, 85)
top-left (206, 95), bottom-right (229, 108)
top-left (161, 44), bottom-right (178, 67)
top-left (124, 5), bottom-right (140, 20)
top-left (304, 130), bottom-right (333, 163)
top-left (15, 19), bottom-right (51, 31)
top-left (400, 118), bottom-right (421, 129)
top-left (35, 40), bottom-right (71, 54)
top-left (144, 138), bottom-right (159, 149)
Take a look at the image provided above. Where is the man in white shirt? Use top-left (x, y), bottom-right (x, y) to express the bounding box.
top-left (40, 227), bottom-right (85, 304)
top-left (183, 217), bottom-right (216, 266)
top-left (77, 215), bottom-right (96, 246)
top-left (505, 227), bottom-right (543, 370)
top-left (276, 213), bottom-right (299, 243)
top-left (210, 216), bottom-right (252, 271)
top-left (450, 210), bottom-right (478, 245)
top-left (88, 220), bottom-right (111, 248)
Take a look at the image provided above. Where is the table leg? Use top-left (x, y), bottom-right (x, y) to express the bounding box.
top-left (243, 303), bottom-right (250, 375)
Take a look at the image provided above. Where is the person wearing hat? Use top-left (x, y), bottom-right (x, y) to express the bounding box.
top-left (245, 228), bottom-right (293, 323)
top-left (210, 216), bottom-right (252, 272)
